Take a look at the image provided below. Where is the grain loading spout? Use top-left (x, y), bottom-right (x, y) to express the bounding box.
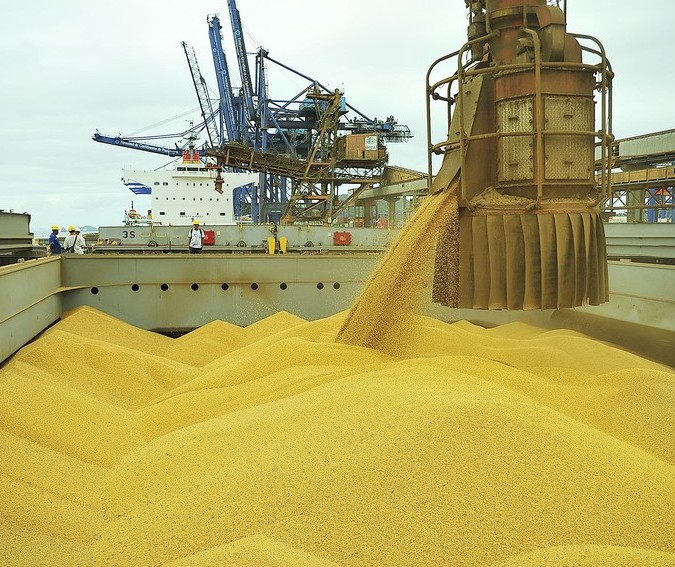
top-left (428, 0), bottom-right (613, 309)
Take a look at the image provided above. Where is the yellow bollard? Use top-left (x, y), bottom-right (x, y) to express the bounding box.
top-left (279, 236), bottom-right (288, 254)
top-left (266, 236), bottom-right (276, 255)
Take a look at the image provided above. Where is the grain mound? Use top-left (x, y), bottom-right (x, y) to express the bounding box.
top-left (1, 307), bottom-right (673, 566)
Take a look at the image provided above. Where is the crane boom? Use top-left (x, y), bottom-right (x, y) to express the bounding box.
top-left (181, 42), bottom-right (220, 147)
top-left (92, 133), bottom-right (201, 157)
top-left (207, 14), bottom-right (238, 143)
top-left (227, 0), bottom-right (255, 140)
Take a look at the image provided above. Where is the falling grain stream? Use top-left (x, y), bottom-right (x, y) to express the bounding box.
top-left (337, 184), bottom-right (460, 354)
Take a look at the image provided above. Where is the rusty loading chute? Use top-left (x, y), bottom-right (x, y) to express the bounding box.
top-left (428, 0), bottom-right (613, 310)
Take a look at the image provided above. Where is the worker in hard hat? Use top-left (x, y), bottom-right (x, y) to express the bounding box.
top-left (73, 227), bottom-right (87, 254)
top-left (63, 226), bottom-right (82, 253)
top-left (188, 219), bottom-right (205, 254)
top-left (48, 225), bottom-right (62, 255)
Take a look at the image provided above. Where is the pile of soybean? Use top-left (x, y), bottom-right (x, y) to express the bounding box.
top-left (1, 305), bottom-right (674, 566)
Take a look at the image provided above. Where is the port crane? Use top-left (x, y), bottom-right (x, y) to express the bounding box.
top-left (93, 0), bottom-right (412, 224)
top-left (196, 1), bottom-right (414, 224)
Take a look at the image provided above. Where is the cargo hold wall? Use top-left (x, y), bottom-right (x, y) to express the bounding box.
top-left (0, 258), bottom-right (62, 363)
top-left (1, 255), bottom-right (673, 366)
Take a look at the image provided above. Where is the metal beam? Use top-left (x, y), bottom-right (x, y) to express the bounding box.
top-left (357, 177), bottom-right (428, 201)
top-left (605, 223), bottom-right (675, 260)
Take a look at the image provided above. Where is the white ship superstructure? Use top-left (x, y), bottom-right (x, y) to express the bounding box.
top-left (122, 150), bottom-right (257, 226)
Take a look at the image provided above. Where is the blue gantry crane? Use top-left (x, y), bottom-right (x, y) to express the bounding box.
top-left (227, 0), bottom-right (255, 143)
top-left (206, 14), bottom-right (237, 145)
top-left (93, 0), bottom-right (412, 224)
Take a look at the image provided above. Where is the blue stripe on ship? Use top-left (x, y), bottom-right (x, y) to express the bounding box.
top-left (125, 181), bottom-right (152, 195)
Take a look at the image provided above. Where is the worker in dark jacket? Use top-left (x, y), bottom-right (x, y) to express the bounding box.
top-left (48, 225), bottom-right (62, 255)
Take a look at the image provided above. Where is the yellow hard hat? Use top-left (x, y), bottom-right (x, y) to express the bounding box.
top-left (192, 219), bottom-right (200, 224)
top-left (67, 225), bottom-right (76, 232)
top-left (51, 225), bottom-right (59, 230)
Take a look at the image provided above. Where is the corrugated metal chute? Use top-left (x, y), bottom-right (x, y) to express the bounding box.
top-left (433, 210), bottom-right (609, 310)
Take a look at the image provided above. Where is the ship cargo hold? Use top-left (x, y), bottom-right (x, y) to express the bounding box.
top-left (1, 0), bottom-right (674, 565)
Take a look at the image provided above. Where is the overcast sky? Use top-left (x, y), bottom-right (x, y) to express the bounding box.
top-left (2, 1), bottom-right (674, 235)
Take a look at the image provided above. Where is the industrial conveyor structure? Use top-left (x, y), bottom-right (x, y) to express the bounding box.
top-left (206, 87), bottom-right (399, 226)
top-left (428, 0), bottom-right (613, 310)
top-left (602, 129), bottom-right (675, 225)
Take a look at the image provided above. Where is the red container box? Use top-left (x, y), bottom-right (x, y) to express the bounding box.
top-left (202, 229), bottom-right (216, 245)
top-left (333, 231), bottom-right (352, 246)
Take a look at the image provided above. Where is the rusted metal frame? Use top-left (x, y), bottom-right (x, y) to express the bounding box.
top-left (292, 197), bottom-right (330, 220)
top-left (429, 130), bottom-right (498, 159)
top-left (502, 179), bottom-right (599, 188)
top-left (327, 178), bottom-right (337, 222)
top-left (298, 201), bottom-right (325, 215)
top-left (426, 62), bottom-right (495, 156)
top-left (284, 91), bottom-right (342, 223)
top-left (539, 60), bottom-right (606, 73)
top-left (429, 138), bottom-right (460, 155)
top-left (608, 199), bottom-right (628, 207)
top-left (426, 49), bottom-right (461, 188)
top-left (211, 144), bottom-right (308, 179)
top-left (571, 32), bottom-right (614, 206)
top-left (458, 127), bottom-right (598, 155)
top-left (425, 37), bottom-right (610, 198)
top-left (294, 194), bottom-right (331, 202)
top-left (427, 76), bottom-right (456, 102)
top-left (538, 52), bottom-right (614, 176)
top-left (334, 164), bottom-right (385, 182)
top-left (487, 6), bottom-right (540, 29)
top-left (427, 63), bottom-right (507, 157)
